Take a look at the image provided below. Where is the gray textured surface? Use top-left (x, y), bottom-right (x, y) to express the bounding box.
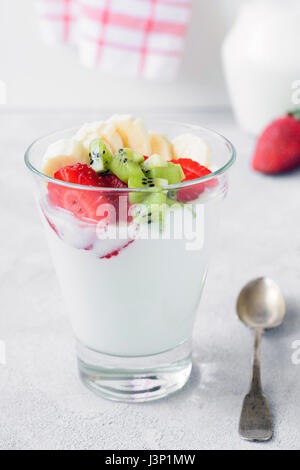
top-left (0, 108), bottom-right (300, 450)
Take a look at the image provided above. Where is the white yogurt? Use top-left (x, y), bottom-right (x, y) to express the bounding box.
top-left (42, 198), bottom-right (218, 357)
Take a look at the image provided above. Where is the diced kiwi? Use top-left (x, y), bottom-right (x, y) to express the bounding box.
top-left (128, 175), bottom-right (168, 204)
top-left (89, 138), bottom-right (113, 173)
top-left (146, 162), bottom-right (184, 185)
top-left (132, 192), bottom-right (167, 224)
top-left (142, 154), bottom-right (167, 171)
top-left (116, 148), bottom-right (144, 164)
top-left (177, 163), bottom-right (185, 181)
top-left (109, 154), bottom-right (145, 183)
top-left (166, 197), bottom-right (183, 208)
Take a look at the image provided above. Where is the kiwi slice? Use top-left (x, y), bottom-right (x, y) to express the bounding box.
top-left (128, 175), bottom-right (168, 204)
top-left (109, 154), bottom-right (145, 183)
top-left (89, 138), bottom-right (113, 173)
top-left (142, 154), bottom-right (167, 171)
top-left (146, 162), bottom-right (184, 185)
top-left (166, 197), bottom-right (183, 208)
top-left (116, 148), bottom-right (144, 164)
top-left (132, 192), bottom-right (167, 224)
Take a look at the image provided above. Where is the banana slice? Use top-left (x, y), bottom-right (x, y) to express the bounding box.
top-left (150, 133), bottom-right (173, 161)
top-left (76, 122), bottom-right (123, 156)
top-left (42, 139), bottom-right (88, 177)
top-left (74, 121), bottom-right (105, 142)
top-left (172, 133), bottom-right (211, 167)
top-left (99, 123), bottom-right (123, 153)
top-left (142, 154), bottom-right (167, 170)
top-left (108, 114), bottom-right (151, 156)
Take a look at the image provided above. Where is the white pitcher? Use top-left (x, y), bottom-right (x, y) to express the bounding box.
top-left (222, 0), bottom-right (300, 134)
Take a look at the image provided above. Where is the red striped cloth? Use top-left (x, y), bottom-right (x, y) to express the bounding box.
top-left (36, 0), bottom-right (192, 80)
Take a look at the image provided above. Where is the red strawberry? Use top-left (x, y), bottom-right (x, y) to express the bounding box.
top-left (170, 158), bottom-right (215, 202)
top-left (48, 164), bottom-right (107, 222)
top-left (172, 158), bottom-right (207, 176)
top-left (55, 163), bottom-right (102, 186)
top-left (252, 112), bottom-right (300, 174)
top-left (99, 174), bottom-right (132, 223)
top-left (99, 174), bottom-right (127, 189)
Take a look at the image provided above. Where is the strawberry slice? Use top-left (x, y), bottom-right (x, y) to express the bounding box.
top-left (170, 158), bottom-right (216, 203)
top-left (99, 174), bottom-right (128, 189)
top-left (55, 164), bottom-right (102, 186)
top-left (48, 164), bottom-right (107, 222)
top-left (48, 164), bottom-right (132, 223)
top-left (99, 174), bottom-right (132, 223)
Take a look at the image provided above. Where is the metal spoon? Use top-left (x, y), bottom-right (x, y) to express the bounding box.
top-left (236, 277), bottom-right (286, 441)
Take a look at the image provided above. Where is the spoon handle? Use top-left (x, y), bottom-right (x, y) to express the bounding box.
top-left (239, 329), bottom-right (273, 441)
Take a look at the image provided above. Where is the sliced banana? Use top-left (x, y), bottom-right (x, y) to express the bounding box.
top-left (142, 154), bottom-right (167, 171)
top-left (74, 121), bottom-right (105, 142)
top-left (108, 114), bottom-right (151, 156)
top-left (75, 122), bottom-right (123, 157)
top-left (42, 139), bottom-right (88, 177)
top-left (172, 133), bottom-right (211, 167)
top-left (99, 123), bottom-right (123, 153)
top-left (150, 133), bottom-right (173, 161)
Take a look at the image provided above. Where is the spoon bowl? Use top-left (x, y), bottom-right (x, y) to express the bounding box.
top-left (237, 277), bottom-right (286, 330)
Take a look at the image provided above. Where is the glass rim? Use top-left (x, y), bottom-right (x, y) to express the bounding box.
top-left (24, 121), bottom-right (236, 193)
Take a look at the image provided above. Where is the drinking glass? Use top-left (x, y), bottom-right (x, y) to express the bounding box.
top-left (25, 120), bottom-right (235, 402)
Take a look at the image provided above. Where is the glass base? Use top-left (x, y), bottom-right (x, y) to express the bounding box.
top-left (77, 340), bottom-right (192, 403)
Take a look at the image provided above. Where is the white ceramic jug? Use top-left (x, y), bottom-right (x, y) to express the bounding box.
top-left (222, 0), bottom-right (300, 134)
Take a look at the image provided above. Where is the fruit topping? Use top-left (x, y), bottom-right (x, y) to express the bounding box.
top-left (109, 152), bottom-right (145, 183)
top-left (108, 115), bottom-right (151, 156)
top-left (99, 174), bottom-right (128, 189)
top-left (48, 164), bottom-right (107, 222)
top-left (142, 154), bottom-right (167, 171)
top-left (146, 162), bottom-right (184, 185)
top-left (149, 133), bottom-right (173, 161)
top-left (44, 117), bottom-right (216, 228)
top-left (131, 192), bottom-right (167, 225)
top-left (128, 175), bottom-right (168, 204)
top-left (170, 158), bottom-right (214, 203)
top-left (116, 148), bottom-right (144, 164)
top-left (89, 138), bottom-right (113, 173)
top-left (54, 163), bottom-right (102, 186)
top-left (42, 139), bottom-right (89, 177)
top-left (172, 133), bottom-right (211, 167)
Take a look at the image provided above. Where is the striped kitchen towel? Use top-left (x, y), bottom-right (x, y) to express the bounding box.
top-left (36, 0), bottom-right (192, 80)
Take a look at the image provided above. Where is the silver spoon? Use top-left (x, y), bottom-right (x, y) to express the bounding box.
top-left (237, 277), bottom-right (286, 441)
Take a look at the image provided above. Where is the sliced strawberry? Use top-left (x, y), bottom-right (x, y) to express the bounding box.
top-left (172, 158), bottom-right (204, 176)
top-left (170, 158), bottom-right (216, 202)
top-left (48, 164), bottom-right (133, 224)
top-left (99, 174), bottom-right (128, 189)
top-left (58, 189), bottom-right (102, 221)
top-left (177, 180), bottom-right (205, 203)
top-left (99, 173), bottom-right (132, 223)
top-left (48, 164), bottom-right (107, 222)
top-left (55, 163), bottom-right (102, 186)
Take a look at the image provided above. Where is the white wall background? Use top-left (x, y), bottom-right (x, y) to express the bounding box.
top-left (0, 0), bottom-right (242, 109)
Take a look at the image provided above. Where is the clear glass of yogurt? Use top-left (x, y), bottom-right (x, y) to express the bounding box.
top-left (25, 120), bottom-right (235, 402)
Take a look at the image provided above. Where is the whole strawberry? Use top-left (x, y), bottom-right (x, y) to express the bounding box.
top-left (252, 111), bottom-right (300, 174)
